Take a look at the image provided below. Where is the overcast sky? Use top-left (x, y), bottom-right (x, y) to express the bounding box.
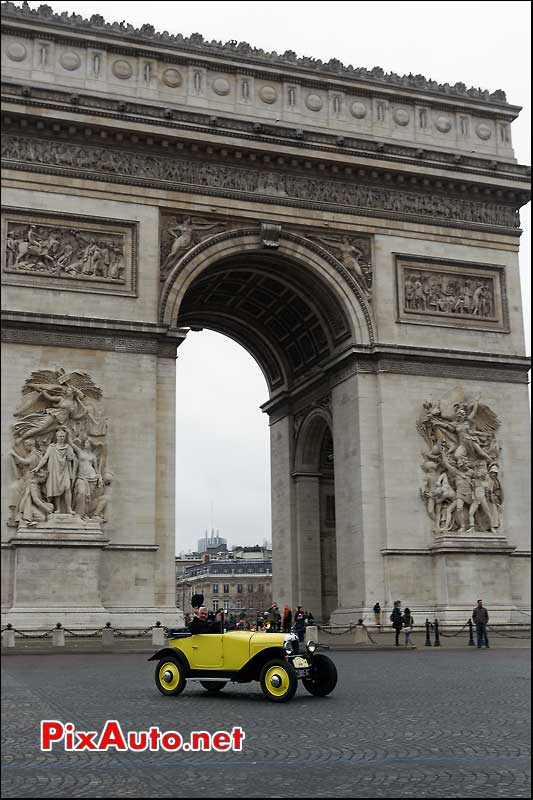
top-left (25, 1), bottom-right (531, 553)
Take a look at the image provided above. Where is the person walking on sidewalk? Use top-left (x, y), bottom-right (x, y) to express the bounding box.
top-left (390, 600), bottom-right (403, 647)
top-left (373, 602), bottom-right (382, 628)
top-left (472, 599), bottom-right (490, 648)
top-left (402, 607), bottom-right (416, 648)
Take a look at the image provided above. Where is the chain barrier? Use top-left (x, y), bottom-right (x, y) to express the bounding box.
top-left (114, 627), bottom-right (153, 639)
top-left (1, 627), bottom-right (54, 639)
top-left (438, 620), bottom-right (470, 638)
top-left (62, 628), bottom-right (104, 638)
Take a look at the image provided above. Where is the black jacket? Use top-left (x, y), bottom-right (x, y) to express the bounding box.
top-left (188, 616), bottom-right (222, 635)
top-left (390, 607), bottom-right (403, 629)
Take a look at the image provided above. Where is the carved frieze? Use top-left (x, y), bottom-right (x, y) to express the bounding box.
top-left (1, 135), bottom-right (519, 231)
top-left (396, 256), bottom-right (508, 331)
top-left (1, 209), bottom-right (137, 296)
top-left (7, 368), bottom-right (113, 530)
top-left (417, 388), bottom-right (503, 535)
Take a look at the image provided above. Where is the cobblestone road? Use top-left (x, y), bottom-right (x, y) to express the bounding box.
top-left (1, 649), bottom-right (530, 798)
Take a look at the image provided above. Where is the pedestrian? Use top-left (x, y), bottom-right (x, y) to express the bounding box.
top-left (373, 602), bottom-right (382, 627)
top-left (294, 605), bottom-right (306, 642)
top-left (472, 599), bottom-right (490, 648)
top-left (390, 600), bottom-right (403, 647)
top-left (282, 605), bottom-right (292, 633)
top-left (402, 607), bottom-right (416, 648)
top-left (265, 602), bottom-right (281, 632)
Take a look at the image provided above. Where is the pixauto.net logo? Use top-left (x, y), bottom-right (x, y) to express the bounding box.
top-left (41, 720), bottom-right (245, 753)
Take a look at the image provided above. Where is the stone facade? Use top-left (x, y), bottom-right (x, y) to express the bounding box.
top-left (1, 3), bottom-right (530, 628)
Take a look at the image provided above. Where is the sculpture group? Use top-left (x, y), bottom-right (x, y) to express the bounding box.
top-left (404, 270), bottom-right (495, 318)
top-left (417, 390), bottom-right (503, 534)
top-left (8, 369), bottom-right (112, 529)
top-left (5, 222), bottom-right (125, 283)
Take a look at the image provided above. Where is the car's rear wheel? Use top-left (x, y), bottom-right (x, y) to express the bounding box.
top-left (200, 681), bottom-right (227, 693)
top-left (155, 657), bottom-right (187, 696)
top-left (259, 659), bottom-right (298, 703)
top-left (302, 654), bottom-right (337, 697)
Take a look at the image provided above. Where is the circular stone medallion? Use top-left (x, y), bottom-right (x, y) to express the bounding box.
top-left (7, 41), bottom-right (27, 62)
top-left (435, 115), bottom-right (452, 133)
top-left (162, 68), bottom-right (182, 88)
top-left (60, 51), bottom-right (81, 71)
top-left (476, 122), bottom-right (492, 140)
top-left (212, 77), bottom-right (231, 96)
top-left (112, 59), bottom-right (133, 80)
top-left (350, 101), bottom-right (367, 119)
top-left (259, 85), bottom-right (278, 104)
top-left (393, 107), bottom-right (410, 126)
top-left (306, 93), bottom-right (323, 112)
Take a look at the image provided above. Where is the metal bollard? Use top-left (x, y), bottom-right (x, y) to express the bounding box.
top-left (2, 625), bottom-right (15, 648)
top-left (434, 618), bottom-right (441, 647)
top-left (467, 618), bottom-right (475, 646)
top-left (152, 622), bottom-right (165, 646)
top-left (52, 623), bottom-right (65, 647)
top-left (424, 618), bottom-right (432, 646)
top-left (102, 622), bottom-right (114, 647)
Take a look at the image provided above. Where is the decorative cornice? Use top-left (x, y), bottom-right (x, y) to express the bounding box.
top-left (262, 346), bottom-right (530, 417)
top-left (1, 311), bottom-right (186, 358)
top-left (2, 83), bottom-right (530, 182)
top-left (0, 1), bottom-right (512, 105)
top-left (1, 133), bottom-right (522, 233)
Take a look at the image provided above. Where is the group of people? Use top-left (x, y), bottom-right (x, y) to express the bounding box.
top-left (259, 604), bottom-right (314, 641)
top-left (389, 601), bottom-right (416, 648)
top-left (373, 599), bottom-right (491, 649)
top-left (186, 597), bottom-right (314, 641)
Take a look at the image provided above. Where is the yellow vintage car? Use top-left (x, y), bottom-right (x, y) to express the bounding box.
top-left (149, 630), bottom-right (337, 703)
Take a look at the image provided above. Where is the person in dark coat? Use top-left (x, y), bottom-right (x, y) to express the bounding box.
top-left (472, 599), bottom-right (490, 648)
top-left (188, 593), bottom-right (223, 634)
top-left (294, 606), bottom-right (306, 642)
top-left (390, 600), bottom-right (403, 646)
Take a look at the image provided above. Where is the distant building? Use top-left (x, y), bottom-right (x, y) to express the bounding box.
top-left (177, 555), bottom-right (272, 618)
top-left (197, 529), bottom-right (227, 554)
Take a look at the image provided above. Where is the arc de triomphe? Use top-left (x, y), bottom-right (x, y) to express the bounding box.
top-left (1, 3), bottom-right (530, 628)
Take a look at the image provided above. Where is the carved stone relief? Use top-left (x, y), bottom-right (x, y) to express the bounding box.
top-left (309, 234), bottom-right (372, 297)
top-left (7, 369), bottom-right (113, 531)
top-left (1, 136), bottom-right (519, 230)
top-left (1, 210), bottom-right (137, 296)
top-left (159, 214), bottom-right (229, 281)
top-left (396, 256), bottom-right (508, 331)
top-left (417, 388), bottom-right (503, 535)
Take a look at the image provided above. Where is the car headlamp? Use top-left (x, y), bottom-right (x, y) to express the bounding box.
top-left (283, 639), bottom-right (294, 654)
top-left (306, 639), bottom-right (317, 653)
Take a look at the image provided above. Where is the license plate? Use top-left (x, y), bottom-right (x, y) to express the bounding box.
top-left (292, 656), bottom-right (309, 669)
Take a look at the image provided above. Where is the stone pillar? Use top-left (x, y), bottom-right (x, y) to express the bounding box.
top-left (270, 415), bottom-right (297, 609)
top-left (330, 370), bottom-right (385, 622)
top-left (154, 353), bottom-right (180, 613)
top-left (293, 473), bottom-right (322, 612)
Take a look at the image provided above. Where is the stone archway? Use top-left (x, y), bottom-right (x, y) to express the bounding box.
top-left (160, 227), bottom-right (370, 616)
top-left (293, 405), bottom-right (338, 622)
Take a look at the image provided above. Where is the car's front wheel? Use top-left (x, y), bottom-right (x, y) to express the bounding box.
top-left (200, 681), bottom-right (227, 693)
top-left (259, 659), bottom-right (298, 703)
top-left (155, 657), bottom-right (187, 696)
top-left (302, 654), bottom-right (337, 697)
